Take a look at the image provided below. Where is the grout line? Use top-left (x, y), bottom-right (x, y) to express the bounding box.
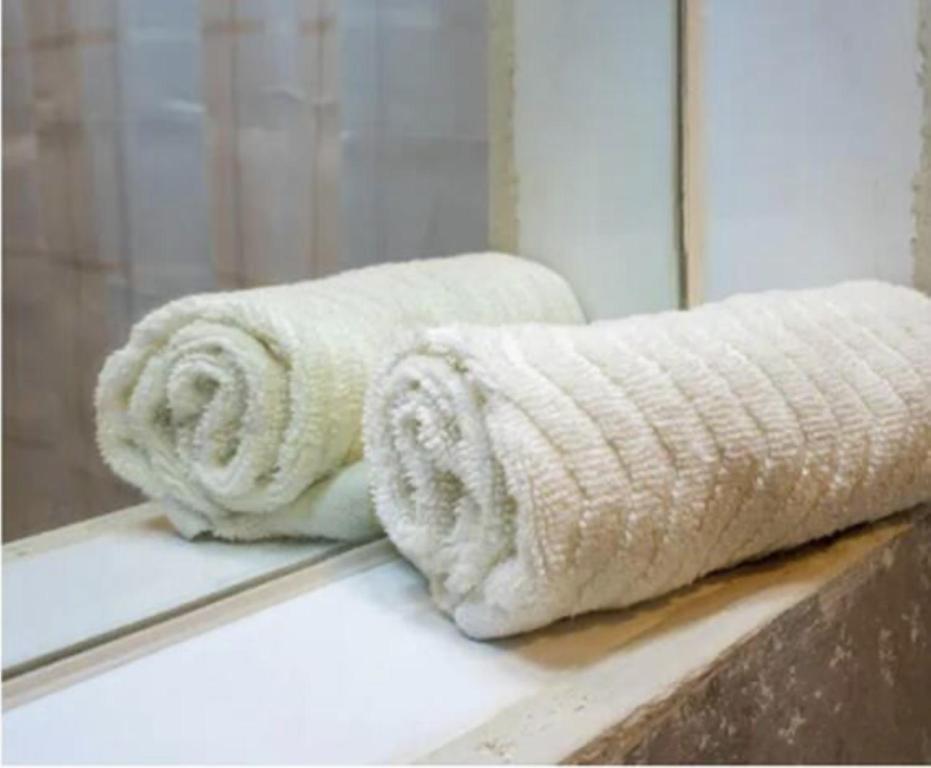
top-left (679, 0), bottom-right (706, 309)
top-left (675, 0), bottom-right (688, 310)
top-left (914, 0), bottom-right (931, 293)
top-left (487, 0), bottom-right (518, 254)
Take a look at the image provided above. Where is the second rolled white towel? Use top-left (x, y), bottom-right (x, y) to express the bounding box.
top-left (96, 252), bottom-right (585, 542)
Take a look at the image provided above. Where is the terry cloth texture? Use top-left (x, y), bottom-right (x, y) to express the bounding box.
top-left (365, 281), bottom-right (931, 638)
top-left (96, 252), bottom-right (585, 541)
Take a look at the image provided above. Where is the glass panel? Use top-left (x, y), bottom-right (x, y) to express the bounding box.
top-left (1, 0), bottom-right (496, 679)
top-left (2, 0), bottom-right (681, 677)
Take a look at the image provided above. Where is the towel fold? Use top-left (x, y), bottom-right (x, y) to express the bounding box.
top-left (365, 281), bottom-right (931, 638)
top-left (166, 460), bottom-right (375, 541)
top-left (96, 252), bottom-right (585, 541)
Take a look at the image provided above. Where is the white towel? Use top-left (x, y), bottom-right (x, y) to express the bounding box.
top-left (96, 253), bottom-right (585, 541)
top-left (365, 281), bottom-right (931, 638)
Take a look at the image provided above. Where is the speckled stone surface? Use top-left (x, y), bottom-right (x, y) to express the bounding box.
top-left (569, 508), bottom-right (931, 764)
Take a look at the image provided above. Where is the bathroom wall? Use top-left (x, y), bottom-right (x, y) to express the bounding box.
top-left (693, 0), bottom-right (925, 302)
top-left (507, 0), bottom-right (681, 320)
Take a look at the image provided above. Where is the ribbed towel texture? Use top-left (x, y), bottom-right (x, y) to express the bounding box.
top-left (96, 253), bottom-right (585, 541)
top-left (365, 281), bottom-right (931, 638)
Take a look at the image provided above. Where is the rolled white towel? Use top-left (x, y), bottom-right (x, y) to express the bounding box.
top-left (365, 281), bottom-right (931, 638)
top-left (96, 253), bottom-right (585, 541)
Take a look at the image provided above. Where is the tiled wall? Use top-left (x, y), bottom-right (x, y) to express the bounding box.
top-left (698, 0), bottom-right (923, 301)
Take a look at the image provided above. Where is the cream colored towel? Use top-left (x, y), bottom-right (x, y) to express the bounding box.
top-left (365, 281), bottom-right (931, 638)
top-left (96, 253), bottom-right (585, 541)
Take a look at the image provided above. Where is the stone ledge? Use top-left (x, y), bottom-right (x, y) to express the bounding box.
top-left (571, 508), bottom-right (931, 764)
